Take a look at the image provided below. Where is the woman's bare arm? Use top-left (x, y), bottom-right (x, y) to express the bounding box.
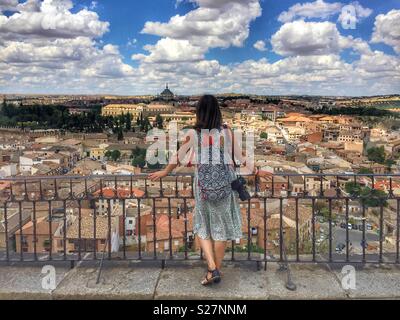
top-left (149, 132), bottom-right (193, 181)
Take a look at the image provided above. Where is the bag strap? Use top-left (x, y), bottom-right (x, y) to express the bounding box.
top-left (223, 124), bottom-right (239, 170)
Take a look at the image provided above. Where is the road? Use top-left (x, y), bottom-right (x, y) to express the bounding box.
top-left (319, 223), bottom-right (380, 253)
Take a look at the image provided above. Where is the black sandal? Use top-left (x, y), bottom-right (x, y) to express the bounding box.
top-left (201, 269), bottom-right (221, 286)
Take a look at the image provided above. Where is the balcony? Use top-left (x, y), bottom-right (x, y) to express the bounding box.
top-left (0, 173), bottom-right (399, 299)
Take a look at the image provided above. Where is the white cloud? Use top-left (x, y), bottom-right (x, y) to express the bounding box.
top-left (253, 40), bottom-right (267, 52)
top-left (278, 0), bottom-right (372, 24)
top-left (0, 0), bottom-right (135, 90)
top-left (132, 38), bottom-right (205, 63)
top-left (140, 0), bottom-right (261, 62)
top-left (371, 9), bottom-right (400, 54)
top-left (278, 0), bottom-right (342, 23)
top-left (271, 21), bottom-right (350, 56)
top-left (0, 0), bottom-right (18, 11)
top-left (0, 0), bottom-right (109, 40)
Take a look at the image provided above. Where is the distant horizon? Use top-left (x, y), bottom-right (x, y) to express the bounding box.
top-left (1, 92), bottom-right (399, 99)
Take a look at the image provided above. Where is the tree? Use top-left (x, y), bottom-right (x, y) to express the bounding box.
top-left (385, 159), bottom-right (396, 173)
top-left (344, 182), bottom-right (388, 208)
top-left (140, 117), bottom-right (152, 132)
top-left (125, 113), bottom-right (132, 131)
top-left (358, 168), bottom-right (373, 174)
top-left (367, 146), bottom-right (386, 164)
top-left (131, 147), bottom-right (147, 168)
top-left (155, 114), bottom-right (164, 129)
top-left (117, 128), bottom-right (124, 141)
top-left (105, 150), bottom-right (121, 162)
top-left (132, 154), bottom-right (146, 168)
top-left (260, 132), bottom-right (268, 139)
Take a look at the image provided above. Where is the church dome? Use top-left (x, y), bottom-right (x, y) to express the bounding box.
top-left (160, 84), bottom-right (174, 99)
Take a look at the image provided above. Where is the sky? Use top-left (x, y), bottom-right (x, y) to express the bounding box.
top-left (0, 0), bottom-right (399, 96)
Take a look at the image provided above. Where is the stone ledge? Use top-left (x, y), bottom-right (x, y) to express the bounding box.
top-left (0, 262), bottom-right (399, 300)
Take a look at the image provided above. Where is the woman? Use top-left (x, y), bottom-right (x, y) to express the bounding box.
top-left (149, 95), bottom-right (252, 286)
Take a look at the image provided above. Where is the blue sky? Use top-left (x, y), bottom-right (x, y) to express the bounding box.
top-left (87, 0), bottom-right (400, 65)
top-left (0, 0), bottom-right (399, 96)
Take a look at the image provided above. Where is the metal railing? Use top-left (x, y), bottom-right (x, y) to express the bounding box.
top-left (0, 173), bottom-right (399, 268)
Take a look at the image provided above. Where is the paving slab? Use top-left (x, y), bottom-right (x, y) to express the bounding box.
top-left (155, 264), bottom-right (268, 300)
top-left (0, 265), bottom-right (70, 300)
top-left (265, 263), bottom-right (347, 300)
top-left (53, 263), bottom-right (161, 300)
top-left (333, 266), bottom-right (400, 299)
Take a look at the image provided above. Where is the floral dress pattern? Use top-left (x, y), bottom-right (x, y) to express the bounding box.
top-left (192, 130), bottom-right (242, 241)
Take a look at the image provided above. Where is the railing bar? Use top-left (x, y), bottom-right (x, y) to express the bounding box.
top-left (247, 199), bottom-right (251, 261)
top-left (390, 177), bottom-right (393, 198)
top-left (138, 198), bottom-right (142, 260)
top-left (33, 201), bottom-right (37, 261)
top-left (272, 176), bottom-right (275, 197)
top-left (39, 179), bottom-right (43, 201)
top-left (320, 175), bottom-right (323, 197)
top-left (183, 198), bottom-right (188, 260)
top-left (397, 199), bottom-right (399, 264)
top-left (328, 199), bottom-right (332, 263)
top-left (107, 199), bottom-right (112, 260)
top-left (54, 179), bottom-right (58, 199)
top-left (152, 198), bottom-right (157, 259)
top-left (279, 198), bottom-right (283, 262)
top-left (78, 200), bottom-right (82, 261)
top-left (263, 197), bottom-right (267, 268)
top-left (18, 202), bottom-right (23, 261)
top-left (4, 203), bottom-right (9, 262)
top-left (190, 175), bottom-right (194, 198)
top-left (122, 199), bottom-right (126, 260)
top-left (336, 175), bottom-right (340, 198)
top-left (69, 178), bottom-right (73, 199)
top-left (345, 198), bottom-right (350, 262)
top-left (24, 180), bottom-right (28, 201)
top-left (63, 200), bottom-right (67, 260)
top-left (48, 201), bottom-right (53, 261)
top-left (362, 204), bottom-right (366, 263)
top-left (130, 175), bottom-right (133, 198)
top-left (168, 198), bottom-right (173, 259)
top-left (379, 204), bottom-right (384, 264)
top-left (295, 198), bottom-right (299, 262)
top-left (311, 198), bottom-right (316, 262)
top-left (93, 200), bottom-right (97, 260)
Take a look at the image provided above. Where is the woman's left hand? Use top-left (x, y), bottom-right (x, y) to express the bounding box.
top-left (149, 170), bottom-right (168, 181)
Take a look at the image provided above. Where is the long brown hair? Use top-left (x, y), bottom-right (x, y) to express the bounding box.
top-left (195, 95), bottom-right (223, 131)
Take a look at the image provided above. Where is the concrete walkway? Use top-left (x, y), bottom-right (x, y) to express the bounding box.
top-left (0, 260), bottom-right (399, 300)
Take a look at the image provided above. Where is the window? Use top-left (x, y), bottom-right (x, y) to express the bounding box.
top-left (174, 240), bottom-right (179, 246)
top-left (164, 241), bottom-right (169, 251)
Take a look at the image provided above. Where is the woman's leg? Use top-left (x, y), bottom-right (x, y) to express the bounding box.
top-left (198, 238), bottom-right (217, 270)
top-left (213, 241), bottom-right (227, 271)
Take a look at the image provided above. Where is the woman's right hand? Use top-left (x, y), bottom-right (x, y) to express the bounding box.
top-left (149, 170), bottom-right (169, 181)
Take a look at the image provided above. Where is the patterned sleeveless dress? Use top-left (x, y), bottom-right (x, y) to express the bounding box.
top-left (192, 129), bottom-right (242, 241)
